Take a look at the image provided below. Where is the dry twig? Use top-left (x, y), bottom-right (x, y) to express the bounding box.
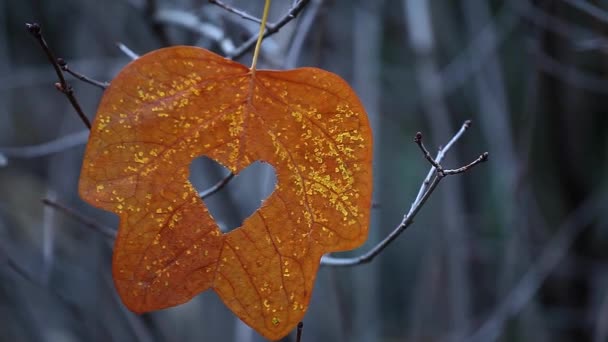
top-left (56, 58), bottom-right (109, 89)
top-left (25, 23), bottom-right (92, 129)
top-left (321, 121), bottom-right (488, 266)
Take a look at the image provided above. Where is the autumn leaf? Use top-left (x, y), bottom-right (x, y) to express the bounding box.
top-left (79, 46), bottom-right (372, 340)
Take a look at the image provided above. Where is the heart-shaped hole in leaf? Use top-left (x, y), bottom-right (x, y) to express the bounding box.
top-left (189, 156), bottom-right (277, 232)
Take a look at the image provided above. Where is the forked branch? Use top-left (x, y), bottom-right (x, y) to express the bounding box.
top-left (321, 120), bottom-right (488, 266)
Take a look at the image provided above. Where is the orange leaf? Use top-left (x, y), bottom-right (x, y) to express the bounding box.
top-left (79, 46), bottom-right (372, 340)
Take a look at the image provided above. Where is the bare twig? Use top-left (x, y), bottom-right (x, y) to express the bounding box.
top-left (321, 121), bottom-right (488, 267)
top-left (228, 0), bottom-right (311, 60)
top-left (296, 322), bottom-right (304, 342)
top-left (56, 58), bottom-right (109, 89)
top-left (25, 23), bottom-right (92, 129)
top-left (0, 130), bottom-right (89, 159)
top-left (415, 131), bottom-right (488, 177)
top-left (41, 198), bottom-right (116, 239)
top-left (199, 172), bottom-right (235, 199)
top-left (209, 0), bottom-right (266, 25)
top-left (414, 132), bottom-right (443, 172)
top-left (411, 120), bottom-right (471, 207)
top-left (116, 42), bottom-right (140, 60)
top-left (442, 153), bottom-right (489, 175)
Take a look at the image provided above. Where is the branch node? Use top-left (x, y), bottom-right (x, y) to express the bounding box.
top-left (56, 57), bottom-right (67, 69)
top-left (25, 22), bottom-right (41, 35)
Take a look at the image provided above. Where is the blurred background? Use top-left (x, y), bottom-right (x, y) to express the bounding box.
top-left (1, 0), bottom-right (608, 341)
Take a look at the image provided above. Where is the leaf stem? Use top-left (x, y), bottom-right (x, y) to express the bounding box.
top-left (250, 0), bottom-right (272, 72)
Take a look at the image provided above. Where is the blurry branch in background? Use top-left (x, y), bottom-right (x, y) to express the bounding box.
top-left (0, 130), bottom-right (88, 159)
top-left (437, 0), bottom-right (608, 103)
top-left (25, 23), bottom-right (92, 129)
top-left (515, 0), bottom-right (608, 48)
top-left (117, 42), bottom-right (140, 60)
top-left (0, 244), bottom-right (40, 285)
top-left (560, 0), bottom-right (608, 24)
top-left (154, 9), bottom-right (236, 54)
top-left (440, 2), bottom-right (518, 97)
top-left (321, 121), bottom-right (488, 267)
top-left (41, 190), bottom-right (57, 284)
top-left (528, 43), bottom-right (608, 94)
top-left (284, 0), bottom-right (323, 69)
top-left (144, 0), bottom-right (171, 46)
top-left (466, 193), bottom-right (605, 342)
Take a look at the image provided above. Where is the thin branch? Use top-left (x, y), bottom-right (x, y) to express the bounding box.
top-left (296, 322), bottom-right (304, 342)
top-left (442, 152), bottom-right (489, 176)
top-left (321, 174), bottom-right (442, 267)
top-left (415, 130), bottom-right (488, 176)
top-left (56, 58), bottom-right (109, 89)
top-left (0, 130), bottom-right (89, 158)
top-left (228, 0), bottom-right (311, 60)
top-left (116, 42), bottom-right (140, 60)
top-left (25, 23), bottom-right (92, 129)
top-left (321, 121), bottom-right (488, 267)
top-left (41, 198), bottom-right (116, 239)
top-left (411, 120), bottom-right (471, 207)
top-left (414, 132), bottom-right (443, 172)
top-left (209, 0), bottom-right (266, 25)
top-left (199, 172), bottom-right (235, 199)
